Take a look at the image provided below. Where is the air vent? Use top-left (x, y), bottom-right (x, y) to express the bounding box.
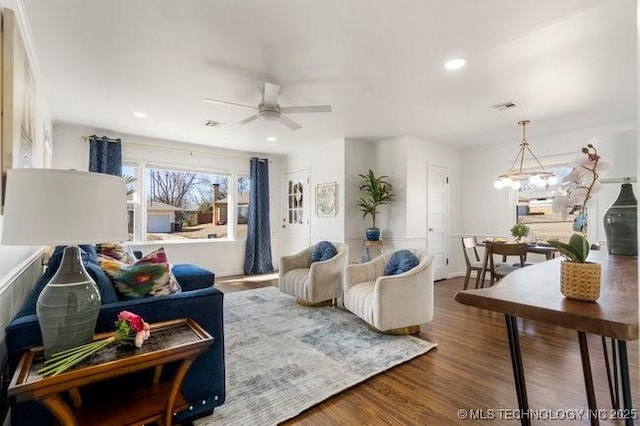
top-left (204, 119), bottom-right (223, 128)
top-left (490, 100), bottom-right (520, 110)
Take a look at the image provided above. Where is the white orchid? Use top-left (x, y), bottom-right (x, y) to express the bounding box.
top-left (551, 144), bottom-right (604, 221)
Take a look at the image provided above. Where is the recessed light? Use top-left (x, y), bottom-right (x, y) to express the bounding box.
top-left (444, 58), bottom-right (466, 71)
top-left (266, 136), bottom-right (277, 142)
top-left (133, 111), bottom-right (147, 118)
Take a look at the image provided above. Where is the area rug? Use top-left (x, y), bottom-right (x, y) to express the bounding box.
top-left (196, 286), bottom-right (437, 426)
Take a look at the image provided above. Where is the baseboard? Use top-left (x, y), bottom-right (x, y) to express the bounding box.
top-left (447, 271), bottom-right (465, 279)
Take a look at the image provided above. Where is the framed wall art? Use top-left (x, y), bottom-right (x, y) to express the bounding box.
top-left (1, 8), bottom-right (36, 212)
top-left (316, 182), bottom-right (338, 217)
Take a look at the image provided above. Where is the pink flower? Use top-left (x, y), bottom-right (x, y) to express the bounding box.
top-left (118, 310), bottom-right (145, 332)
top-left (134, 329), bottom-right (150, 348)
top-left (576, 155), bottom-right (610, 173)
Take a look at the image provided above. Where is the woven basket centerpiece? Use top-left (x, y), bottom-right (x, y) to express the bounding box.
top-left (560, 261), bottom-right (601, 302)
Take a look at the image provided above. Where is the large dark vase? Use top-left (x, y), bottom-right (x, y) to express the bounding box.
top-left (365, 227), bottom-right (380, 241)
top-left (603, 183), bottom-right (637, 256)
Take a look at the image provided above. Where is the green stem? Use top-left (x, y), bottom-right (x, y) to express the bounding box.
top-left (579, 147), bottom-right (599, 215)
top-left (38, 337), bottom-right (116, 376)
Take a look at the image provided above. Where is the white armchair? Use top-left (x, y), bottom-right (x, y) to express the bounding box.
top-left (343, 250), bottom-right (435, 334)
top-left (279, 242), bottom-right (349, 306)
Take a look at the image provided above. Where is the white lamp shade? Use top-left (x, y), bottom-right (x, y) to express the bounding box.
top-left (1, 169), bottom-right (128, 246)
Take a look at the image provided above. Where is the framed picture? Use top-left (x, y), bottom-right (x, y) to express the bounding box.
top-left (1, 8), bottom-right (36, 212)
top-left (316, 182), bottom-right (338, 217)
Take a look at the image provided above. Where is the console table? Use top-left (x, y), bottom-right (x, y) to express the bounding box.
top-left (9, 318), bottom-right (213, 426)
top-left (455, 252), bottom-right (638, 426)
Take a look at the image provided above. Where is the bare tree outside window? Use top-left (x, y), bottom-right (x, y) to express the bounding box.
top-left (145, 166), bottom-right (229, 240)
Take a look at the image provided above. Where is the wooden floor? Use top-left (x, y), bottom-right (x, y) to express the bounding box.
top-left (216, 275), bottom-right (639, 425)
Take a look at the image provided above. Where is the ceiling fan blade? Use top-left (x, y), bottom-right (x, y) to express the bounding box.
top-left (280, 105), bottom-right (332, 114)
top-left (262, 82), bottom-right (280, 106)
top-left (203, 98), bottom-right (255, 109)
top-left (233, 114), bottom-right (259, 127)
top-left (278, 115), bottom-right (302, 131)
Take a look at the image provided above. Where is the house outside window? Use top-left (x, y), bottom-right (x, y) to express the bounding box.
top-left (145, 166), bottom-right (230, 240)
top-left (123, 159), bottom-right (251, 243)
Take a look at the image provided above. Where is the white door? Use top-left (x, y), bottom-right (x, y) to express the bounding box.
top-left (282, 169), bottom-right (311, 255)
top-left (427, 163), bottom-right (449, 280)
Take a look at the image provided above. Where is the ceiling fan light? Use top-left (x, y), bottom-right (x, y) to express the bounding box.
top-left (259, 110), bottom-right (280, 121)
top-left (445, 58), bottom-right (467, 70)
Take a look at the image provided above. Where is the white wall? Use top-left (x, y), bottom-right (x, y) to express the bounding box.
top-left (280, 138), bottom-right (346, 255)
top-left (344, 136), bottom-right (463, 274)
top-left (345, 138), bottom-right (373, 239)
top-left (0, 5), bottom-right (50, 420)
top-left (0, 1), bottom-right (51, 303)
top-left (51, 121), bottom-right (283, 276)
top-left (461, 123), bottom-right (637, 250)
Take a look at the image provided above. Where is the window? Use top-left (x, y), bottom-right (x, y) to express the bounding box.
top-left (123, 159), bottom-right (250, 243)
top-left (237, 175), bottom-right (250, 238)
top-left (516, 166), bottom-right (576, 242)
top-left (146, 166), bottom-right (229, 240)
top-left (122, 164), bottom-right (139, 242)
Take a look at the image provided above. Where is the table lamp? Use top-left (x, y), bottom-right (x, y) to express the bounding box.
top-left (1, 169), bottom-right (127, 357)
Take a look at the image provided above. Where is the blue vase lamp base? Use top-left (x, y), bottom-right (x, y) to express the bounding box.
top-left (36, 245), bottom-right (101, 358)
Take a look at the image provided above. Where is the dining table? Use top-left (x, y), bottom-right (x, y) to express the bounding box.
top-left (455, 251), bottom-right (638, 426)
top-left (476, 240), bottom-right (559, 287)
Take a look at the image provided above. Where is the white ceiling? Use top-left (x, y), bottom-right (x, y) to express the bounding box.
top-left (22, 0), bottom-right (637, 154)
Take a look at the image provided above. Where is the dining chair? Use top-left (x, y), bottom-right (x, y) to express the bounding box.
top-left (461, 236), bottom-right (484, 290)
top-left (486, 242), bottom-right (529, 284)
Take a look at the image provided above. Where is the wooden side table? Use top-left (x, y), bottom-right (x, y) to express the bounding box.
top-left (363, 239), bottom-right (384, 262)
top-left (9, 318), bottom-right (213, 426)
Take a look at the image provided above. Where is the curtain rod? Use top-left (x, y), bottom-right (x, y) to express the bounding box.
top-left (81, 135), bottom-right (263, 161)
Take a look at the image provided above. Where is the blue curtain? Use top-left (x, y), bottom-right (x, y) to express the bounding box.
top-left (244, 157), bottom-right (274, 275)
top-left (89, 135), bottom-right (122, 176)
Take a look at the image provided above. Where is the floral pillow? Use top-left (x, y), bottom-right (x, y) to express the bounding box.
top-left (96, 242), bottom-right (137, 264)
top-left (98, 248), bottom-right (181, 300)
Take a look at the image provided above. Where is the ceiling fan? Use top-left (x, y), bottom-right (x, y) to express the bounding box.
top-left (203, 82), bottom-right (332, 131)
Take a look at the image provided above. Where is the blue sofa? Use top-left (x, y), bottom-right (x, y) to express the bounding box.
top-left (4, 245), bottom-right (225, 425)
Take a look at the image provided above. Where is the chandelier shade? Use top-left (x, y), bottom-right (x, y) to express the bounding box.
top-left (494, 120), bottom-right (556, 190)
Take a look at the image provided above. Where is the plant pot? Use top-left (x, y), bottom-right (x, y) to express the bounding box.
top-left (365, 227), bottom-right (380, 241)
top-left (560, 261), bottom-right (601, 302)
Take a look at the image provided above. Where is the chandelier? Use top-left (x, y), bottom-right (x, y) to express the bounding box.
top-left (493, 120), bottom-right (557, 190)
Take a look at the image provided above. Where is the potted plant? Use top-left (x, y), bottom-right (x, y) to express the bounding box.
top-left (548, 233), bottom-right (601, 301)
top-left (356, 169), bottom-right (395, 241)
top-left (510, 223), bottom-right (530, 243)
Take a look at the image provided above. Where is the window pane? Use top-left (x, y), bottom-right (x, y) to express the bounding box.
top-left (146, 166), bottom-right (228, 240)
top-left (122, 164), bottom-right (138, 202)
top-left (237, 175), bottom-right (250, 238)
top-left (122, 164), bottom-right (138, 241)
top-left (517, 166), bottom-right (575, 242)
